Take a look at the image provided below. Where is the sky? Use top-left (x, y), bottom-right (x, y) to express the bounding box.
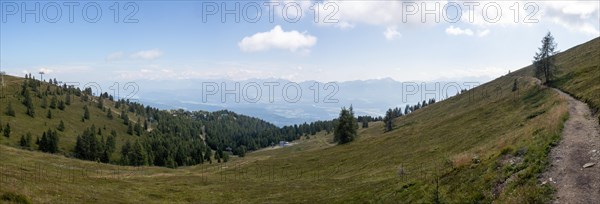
top-left (1, 0), bottom-right (599, 85)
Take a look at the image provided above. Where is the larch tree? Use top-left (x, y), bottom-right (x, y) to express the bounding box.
top-left (533, 32), bottom-right (558, 85)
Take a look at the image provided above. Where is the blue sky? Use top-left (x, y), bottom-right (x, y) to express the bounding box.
top-left (1, 0), bottom-right (599, 84)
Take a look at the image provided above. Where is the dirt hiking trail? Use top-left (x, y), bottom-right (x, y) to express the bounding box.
top-left (544, 87), bottom-right (600, 203)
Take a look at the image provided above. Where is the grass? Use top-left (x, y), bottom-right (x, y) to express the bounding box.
top-left (1, 37), bottom-right (597, 202)
top-left (0, 73), bottom-right (568, 203)
top-left (514, 37), bottom-right (600, 122)
top-left (0, 75), bottom-right (146, 161)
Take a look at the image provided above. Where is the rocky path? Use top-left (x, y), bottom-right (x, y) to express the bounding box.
top-left (544, 87), bottom-right (600, 203)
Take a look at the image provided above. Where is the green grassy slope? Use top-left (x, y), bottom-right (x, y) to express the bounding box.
top-left (551, 37), bottom-right (600, 122)
top-left (0, 76), bottom-right (144, 161)
top-left (2, 37), bottom-right (597, 203)
top-left (0, 75), bottom-right (568, 203)
top-left (513, 37), bottom-right (600, 121)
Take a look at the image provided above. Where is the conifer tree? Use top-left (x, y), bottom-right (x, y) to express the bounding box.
top-left (334, 106), bottom-right (358, 144)
top-left (533, 32), bottom-right (558, 85)
top-left (3, 123), bottom-right (11, 138)
top-left (83, 105), bottom-right (90, 120)
top-left (57, 120), bottom-right (65, 131)
top-left (204, 148), bottom-right (212, 163)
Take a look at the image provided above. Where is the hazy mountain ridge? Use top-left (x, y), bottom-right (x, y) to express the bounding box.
top-left (136, 78), bottom-right (479, 126)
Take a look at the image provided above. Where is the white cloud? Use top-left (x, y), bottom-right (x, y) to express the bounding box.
top-left (553, 19), bottom-right (600, 36)
top-left (130, 49), bottom-right (164, 60)
top-left (318, 1), bottom-right (417, 26)
top-left (383, 26), bottom-right (402, 40)
top-left (543, 1), bottom-right (598, 19)
top-left (541, 1), bottom-right (600, 36)
top-left (461, 1), bottom-right (599, 36)
top-left (445, 26), bottom-right (490, 37)
top-left (238, 25), bottom-right (317, 53)
top-left (106, 49), bottom-right (164, 61)
top-left (106, 51), bottom-right (125, 61)
top-left (445, 26), bottom-right (474, 36)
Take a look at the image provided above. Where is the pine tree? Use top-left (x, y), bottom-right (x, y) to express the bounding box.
top-left (533, 32), bottom-right (558, 85)
top-left (75, 127), bottom-right (100, 161)
top-left (129, 140), bottom-right (147, 166)
top-left (20, 135), bottom-right (28, 147)
top-left (215, 148), bottom-right (222, 163)
top-left (120, 140), bottom-right (132, 165)
top-left (65, 93), bottom-right (71, 105)
top-left (58, 100), bottom-right (65, 110)
top-left (46, 109), bottom-right (52, 119)
top-left (122, 111), bottom-right (129, 125)
top-left (24, 92), bottom-right (35, 117)
top-left (383, 108), bottom-right (394, 132)
top-left (333, 106), bottom-right (358, 144)
top-left (49, 95), bottom-right (57, 109)
top-left (134, 118), bottom-right (142, 136)
top-left (83, 105), bottom-right (90, 120)
top-left (107, 108), bottom-right (113, 119)
top-left (47, 129), bottom-right (59, 153)
top-left (512, 79), bottom-right (518, 92)
top-left (39, 129), bottom-right (59, 153)
top-left (204, 148), bottom-right (212, 163)
top-left (106, 134), bottom-right (116, 154)
top-left (39, 132), bottom-right (48, 152)
top-left (3, 123), bottom-right (10, 138)
top-left (127, 123), bottom-right (134, 135)
top-left (57, 120), bottom-right (65, 131)
top-left (19, 132), bottom-right (32, 148)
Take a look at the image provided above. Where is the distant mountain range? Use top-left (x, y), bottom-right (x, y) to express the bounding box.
top-left (133, 78), bottom-right (483, 126)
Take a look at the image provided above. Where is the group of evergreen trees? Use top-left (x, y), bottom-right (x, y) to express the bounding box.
top-left (74, 125), bottom-right (116, 163)
top-left (38, 129), bottom-right (59, 153)
top-left (120, 139), bottom-right (147, 166)
top-left (19, 132), bottom-right (33, 149)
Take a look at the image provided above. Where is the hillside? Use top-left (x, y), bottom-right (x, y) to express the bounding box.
top-left (1, 37), bottom-right (598, 203)
top-left (513, 37), bottom-right (600, 122)
top-left (0, 76), bottom-right (141, 161)
top-left (0, 75), bottom-right (325, 167)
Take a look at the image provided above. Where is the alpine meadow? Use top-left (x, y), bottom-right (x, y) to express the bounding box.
top-left (1, 1), bottom-right (599, 203)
